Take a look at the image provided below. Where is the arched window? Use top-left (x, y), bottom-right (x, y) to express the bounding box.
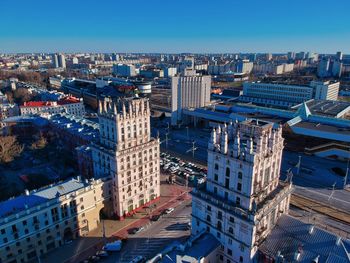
top-left (226, 167), bottom-right (230, 177)
top-left (214, 163), bottom-right (219, 170)
top-left (206, 215), bottom-right (211, 222)
top-left (238, 171), bottom-right (243, 179)
top-left (217, 221), bottom-right (222, 231)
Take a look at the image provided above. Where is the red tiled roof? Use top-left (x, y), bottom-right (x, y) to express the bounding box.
top-left (21, 96), bottom-right (80, 107)
top-left (22, 101), bottom-right (54, 107)
top-left (57, 96), bottom-right (81, 105)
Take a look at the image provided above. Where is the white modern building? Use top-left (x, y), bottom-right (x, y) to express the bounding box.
top-left (171, 70), bottom-right (211, 125)
top-left (191, 120), bottom-right (292, 263)
top-left (242, 80), bottom-right (339, 107)
top-left (91, 97), bottom-right (160, 219)
top-left (311, 80), bottom-right (340, 101)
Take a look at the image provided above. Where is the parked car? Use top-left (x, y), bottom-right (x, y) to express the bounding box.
top-left (102, 240), bottom-right (122, 252)
top-left (96, 250), bottom-right (109, 257)
top-left (129, 255), bottom-right (146, 263)
top-left (151, 214), bottom-right (161, 221)
top-left (128, 226), bottom-right (145, 235)
top-left (164, 207), bottom-right (174, 214)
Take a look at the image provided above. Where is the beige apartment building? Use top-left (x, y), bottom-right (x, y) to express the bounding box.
top-left (0, 177), bottom-right (112, 263)
top-left (191, 120), bottom-right (292, 263)
top-left (91, 97), bottom-right (160, 219)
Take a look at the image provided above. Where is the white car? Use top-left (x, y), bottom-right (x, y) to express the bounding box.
top-left (164, 207), bottom-right (174, 214)
top-left (128, 255), bottom-right (146, 263)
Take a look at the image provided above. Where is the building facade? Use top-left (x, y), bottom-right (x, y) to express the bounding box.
top-left (311, 80), bottom-right (339, 101)
top-left (20, 96), bottom-right (85, 117)
top-left (171, 70), bottom-right (211, 125)
top-left (0, 177), bottom-right (112, 263)
top-left (242, 81), bottom-right (339, 107)
top-left (112, 64), bottom-right (136, 77)
top-left (91, 97), bottom-right (160, 219)
top-left (191, 120), bottom-right (292, 263)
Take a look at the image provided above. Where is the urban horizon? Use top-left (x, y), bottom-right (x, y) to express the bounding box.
top-left (0, 1), bottom-right (350, 263)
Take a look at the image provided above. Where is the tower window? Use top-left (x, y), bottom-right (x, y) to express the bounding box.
top-left (236, 197), bottom-right (241, 206)
top-left (226, 167), bottom-right (230, 177)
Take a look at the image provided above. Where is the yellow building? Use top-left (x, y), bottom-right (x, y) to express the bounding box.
top-left (0, 177), bottom-right (112, 263)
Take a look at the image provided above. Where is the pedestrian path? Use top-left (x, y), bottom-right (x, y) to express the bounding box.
top-left (119, 215), bottom-right (190, 262)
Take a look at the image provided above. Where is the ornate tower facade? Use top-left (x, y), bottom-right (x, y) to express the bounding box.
top-left (91, 97), bottom-right (160, 219)
top-left (191, 120), bottom-right (292, 263)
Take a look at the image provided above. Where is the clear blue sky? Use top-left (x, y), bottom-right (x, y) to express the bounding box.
top-left (0, 0), bottom-right (349, 53)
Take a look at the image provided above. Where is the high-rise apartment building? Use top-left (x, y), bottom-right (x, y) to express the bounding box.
top-left (52, 54), bottom-right (59, 68)
top-left (287, 52), bottom-right (295, 60)
top-left (336, 51), bottom-right (343, 61)
top-left (112, 64), bottom-right (136, 77)
top-left (235, 60), bottom-right (253, 74)
top-left (58, 54), bottom-right (66, 69)
top-left (171, 70), bottom-right (211, 125)
top-left (191, 120), bottom-right (292, 263)
top-left (91, 97), bottom-right (160, 219)
top-left (317, 57), bottom-right (342, 78)
top-left (52, 53), bottom-right (66, 68)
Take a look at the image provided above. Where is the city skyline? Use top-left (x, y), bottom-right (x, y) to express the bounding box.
top-left (1, 0), bottom-right (350, 53)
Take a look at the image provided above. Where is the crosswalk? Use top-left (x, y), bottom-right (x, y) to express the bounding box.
top-left (118, 215), bottom-right (191, 262)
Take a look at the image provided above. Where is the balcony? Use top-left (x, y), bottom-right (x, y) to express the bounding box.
top-left (191, 188), bottom-right (254, 223)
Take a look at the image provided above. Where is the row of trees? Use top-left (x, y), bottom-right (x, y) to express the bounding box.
top-left (0, 136), bottom-right (24, 163)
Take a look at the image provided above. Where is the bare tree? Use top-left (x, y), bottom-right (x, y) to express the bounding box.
top-left (13, 88), bottom-right (34, 103)
top-left (0, 136), bottom-right (24, 163)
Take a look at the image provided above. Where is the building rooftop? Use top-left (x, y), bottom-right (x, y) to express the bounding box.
top-left (21, 96), bottom-right (81, 107)
top-left (161, 233), bottom-right (221, 263)
top-left (303, 100), bottom-right (350, 118)
top-left (259, 214), bottom-right (350, 263)
top-left (0, 178), bottom-right (88, 220)
top-left (46, 113), bottom-right (99, 142)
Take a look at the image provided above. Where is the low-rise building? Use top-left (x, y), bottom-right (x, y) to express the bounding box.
top-left (242, 80), bottom-right (339, 107)
top-left (0, 177), bottom-right (112, 263)
top-left (20, 96), bottom-right (85, 117)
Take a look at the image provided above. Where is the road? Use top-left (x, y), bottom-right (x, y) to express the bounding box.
top-left (104, 201), bottom-right (191, 263)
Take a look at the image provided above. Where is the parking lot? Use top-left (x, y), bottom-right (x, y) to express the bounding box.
top-left (160, 152), bottom-right (207, 186)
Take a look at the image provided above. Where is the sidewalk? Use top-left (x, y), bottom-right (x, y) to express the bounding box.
top-left (42, 178), bottom-right (191, 263)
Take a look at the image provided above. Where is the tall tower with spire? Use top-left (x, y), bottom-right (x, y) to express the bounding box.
top-left (91, 97), bottom-right (160, 219)
top-left (191, 120), bottom-right (292, 263)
